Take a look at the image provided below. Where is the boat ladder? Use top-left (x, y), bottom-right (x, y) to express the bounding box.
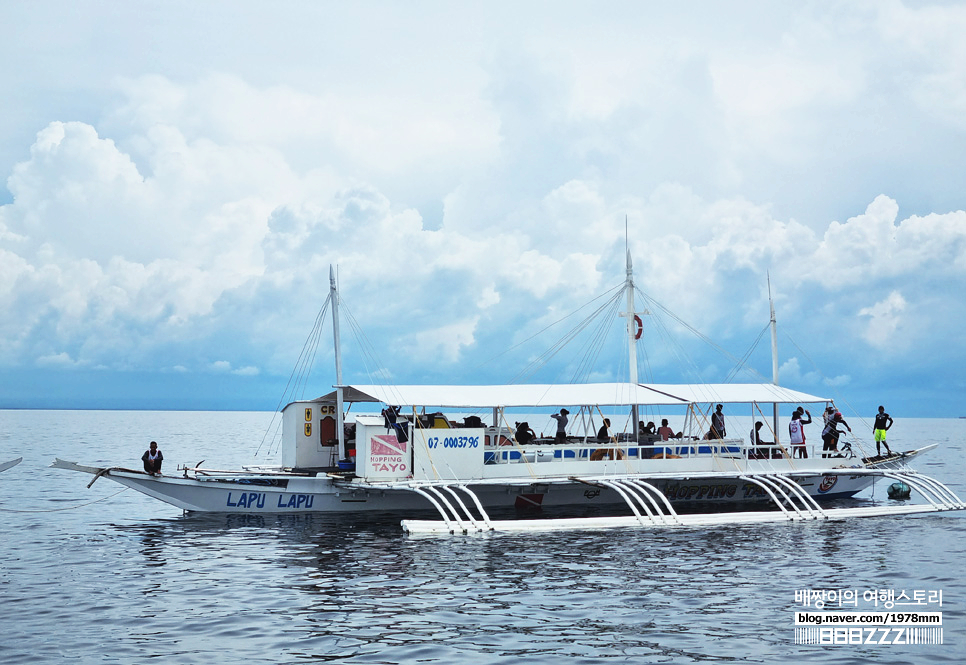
top-left (403, 482), bottom-right (494, 534)
top-left (739, 473), bottom-right (830, 521)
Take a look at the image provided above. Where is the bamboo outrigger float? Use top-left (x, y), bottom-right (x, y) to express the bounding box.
top-left (52, 258), bottom-right (966, 533)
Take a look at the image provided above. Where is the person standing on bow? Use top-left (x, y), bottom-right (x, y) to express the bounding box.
top-left (709, 404), bottom-right (726, 439)
top-left (873, 405), bottom-right (894, 456)
top-left (142, 441), bottom-right (163, 476)
top-left (789, 407), bottom-right (812, 459)
top-left (550, 409), bottom-right (570, 444)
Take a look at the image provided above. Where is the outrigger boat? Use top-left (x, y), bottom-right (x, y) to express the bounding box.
top-left (53, 257), bottom-right (965, 534)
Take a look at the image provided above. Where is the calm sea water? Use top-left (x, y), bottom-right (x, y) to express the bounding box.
top-left (1, 410), bottom-right (964, 664)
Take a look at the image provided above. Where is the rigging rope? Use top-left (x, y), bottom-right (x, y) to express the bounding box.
top-left (470, 283), bottom-right (626, 385)
top-left (724, 324), bottom-right (770, 383)
top-left (475, 283), bottom-right (624, 376)
top-left (635, 286), bottom-right (773, 385)
top-left (254, 295), bottom-right (332, 459)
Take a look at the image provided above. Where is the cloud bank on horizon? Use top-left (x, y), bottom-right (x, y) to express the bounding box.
top-left (1, 1), bottom-right (964, 415)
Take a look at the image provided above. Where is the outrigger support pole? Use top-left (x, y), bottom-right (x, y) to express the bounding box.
top-left (878, 471), bottom-right (965, 509)
top-left (768, 474), bottom-right (828, 519)
top-left (573, 476), bottom-right (681, 526)
top-left (599, 479), bottom-right (651, 526)
top-left (408, 485), bottom-right (460, 533)
top-left (628, 479), bottom-right (681, 524)
top-left (399, 482), bottom-right (495, 534)
top-left (739, 475), bottom-right (805, 520)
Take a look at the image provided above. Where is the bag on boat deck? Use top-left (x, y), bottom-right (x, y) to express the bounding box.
top-left (382, 406), bottom-right (409, 443)
top-left (382, 406), bottom-right (398, 429)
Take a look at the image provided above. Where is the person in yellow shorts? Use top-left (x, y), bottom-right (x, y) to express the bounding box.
top-left (873, 405), bottom-right (893, 456)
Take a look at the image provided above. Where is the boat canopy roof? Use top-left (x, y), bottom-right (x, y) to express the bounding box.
top-left (307, 382), bottom-right (829, 409)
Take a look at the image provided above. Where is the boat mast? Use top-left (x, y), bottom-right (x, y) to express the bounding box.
top-left (330, 265), bottom-right (346, 461)
top-left (625, 249), bottom-right (640, 434)
top-left (768, 273), bottom-right (779, 443)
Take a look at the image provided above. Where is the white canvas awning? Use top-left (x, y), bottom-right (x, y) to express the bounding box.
top-left (640, 383), bottom-right (829, 406)
top-left (308, 382), bottom-right (829, 409)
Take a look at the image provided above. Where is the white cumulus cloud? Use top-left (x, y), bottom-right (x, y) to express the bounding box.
top-left (858, 291), bottom-right (907, 349)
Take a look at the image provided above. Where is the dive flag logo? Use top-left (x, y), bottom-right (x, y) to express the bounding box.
top-left (371, 435), bottom-right (407, 456)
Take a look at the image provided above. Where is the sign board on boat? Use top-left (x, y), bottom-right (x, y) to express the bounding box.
top-left (410, 427), bottom-right (486, 482)
top-left (356, 416), bottom-right (410, 481)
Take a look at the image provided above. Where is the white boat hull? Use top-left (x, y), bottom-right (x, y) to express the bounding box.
top-left (51, 454), bottom-right (909, 515)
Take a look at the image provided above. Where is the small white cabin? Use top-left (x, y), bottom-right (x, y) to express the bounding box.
top-left (280, 399), bottom-right (341, 468)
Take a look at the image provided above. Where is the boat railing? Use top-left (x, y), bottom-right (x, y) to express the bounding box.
top-left (482, 437), bottom-right (749, 465)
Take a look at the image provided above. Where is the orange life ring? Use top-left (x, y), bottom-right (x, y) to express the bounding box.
top-left (634, 315), bottom-right (643, 340)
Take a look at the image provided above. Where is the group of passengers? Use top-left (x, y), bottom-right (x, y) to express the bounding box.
top-left (724, 402), bottom-right (895, 460)
top-left (514, 409), bottom-right (683, 446)
top-left (788, 405), bottom-right (856, 458)
top-left (787, 404), bottom-right (893, 459)
top-left (753, 405), bottom-right (889, 459)
top-left (511, 404), bottom-right (895, 458)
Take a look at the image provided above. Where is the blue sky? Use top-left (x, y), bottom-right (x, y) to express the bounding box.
top-left (1, 1), bottom-right (964, 416)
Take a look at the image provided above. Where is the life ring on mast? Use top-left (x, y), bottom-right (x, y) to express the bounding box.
top-left (634, 315), bottom-right (643, 340)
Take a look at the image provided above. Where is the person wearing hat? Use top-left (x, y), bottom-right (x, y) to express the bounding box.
top-left (789, 407), bottom-right (812, 458)
top-left (821, 411), bottom-right (852, 457)
top-left (822, 405), bottom-right (836, 428)
top-left (550, 408), bottom-right (570, 444)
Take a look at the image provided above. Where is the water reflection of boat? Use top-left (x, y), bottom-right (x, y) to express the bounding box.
top-left (53, 258), bottom-right (965, 534)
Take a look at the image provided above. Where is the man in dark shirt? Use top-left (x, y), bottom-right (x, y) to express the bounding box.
top-left (873, 406), bottom-right (894, 456)
top-left (142, 440), bottom-right (163, 475)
